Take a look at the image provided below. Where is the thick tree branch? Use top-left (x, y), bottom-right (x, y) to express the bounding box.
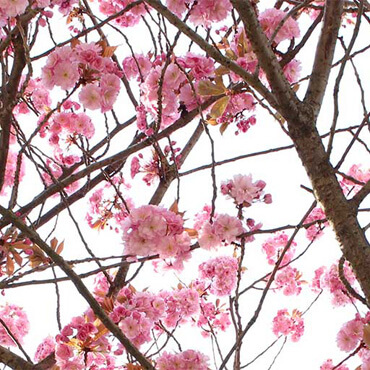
top-left (351, 180), bottom-right (370, 209)
top-left (228, 0), bottom-right (370, 307)
top-left (0, 346), bottom-right (56, 370)
top-left (0, 345), bottom-right (33, 370)
top-left (285, 105), bottom-right (370, 305)
top-left (0, 206), bottom-right (155, 370)
top-left (230, 0), bottom-right (302, 120)
top-left (304, 0), bottom-right (344, 118)
top-left (0, 22), bottom-right (29, 191)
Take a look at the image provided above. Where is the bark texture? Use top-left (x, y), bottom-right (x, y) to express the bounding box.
top-left (230, 0), bottom-right (370, 304)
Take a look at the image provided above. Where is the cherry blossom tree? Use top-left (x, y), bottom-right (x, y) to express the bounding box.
top-left (0, 0), bottom-right (369, 369)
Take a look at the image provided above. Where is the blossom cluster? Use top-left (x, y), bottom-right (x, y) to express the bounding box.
top-left (304, 207), bottom-right (328, 241)
top-left (340, 164), bottom-right (370, 196)
top-left (124, 53), bottom-right (215, 129)
top-left (98, 0), bottom-right (147, 27)
top-left (94, 273), bottom-right (226, 343)
top-left (94, 275), bottom-right (202, 340)
top-left (159, 287), bottom-right (201, 328)
top-left (0, 0), bottom-right (28, 24)
top-left (0, 304), bottom-right (29, 346)
top-left (93, 274), bottom-right (200, 338)
top-left (221, 174), bottom-right (271, 207)
top-left (34, 283), bottom-right (211, 370)
top-left (121, 205), bottom-right (191, 260)
top-left (123, 52), bottom-right (257, 132)
top-left (34, 336), bottom-right (55, 362)
top-left (336, 314), bottom-right (366, 352)
top-left (197, 299), bottom-right (231, 335)
top-left (274, 265), bottom-right (303, 296)
top-left (259, 8), bottom-right (300, 44)
top-left (262, 232), bottom-right (297, 266)
top-left (335, 313), bottom-right (370, 369)
top-left (229, 13), bottom-right (301, 85)
top-left (42, 42), bottom-right (122, 113)
top-left (166, 0), bottom-right (232, 26)
top-left (311, 261), bottom-right (358, 306)
top-left (320, 359), bottom-right (349, 370)
top-left (156, 349), bottom-right (209, 370)
top-left (40, 99), bottom-right (95, 147)
top-left (272, 308), bottom-right (304, 342)
top-left (198, 256), bottom-right (239, 296)
top-left (197, 213), bottom-right (243, 250)
top-left (54, 312), bottom-right (116, 369)
top-left (214, 93), bottom-right (257, 131)
top-left (235, 115), bottom-right (256, 135)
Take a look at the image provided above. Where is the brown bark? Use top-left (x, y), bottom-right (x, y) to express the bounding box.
top-left (0, 206), bottom-right (156, 370)
top-left (0, 346), bottom-right (33, 370)
top-left (230, 0), bottom-right (370, 304)
top-left (143, 0), bottom-right (370, 307)
top-left (0, 22), bottom-right (29, 192)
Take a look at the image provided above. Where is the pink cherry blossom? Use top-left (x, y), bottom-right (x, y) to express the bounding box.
top-left (275, 265), bottom-right (303, 296)
top-left (304, 207), bottom-right (328, 241)
top-left (221, 174), bottom-right (271, 206)
top-left (320, 359), bottom-right (349, 370)
top-left (197, 213), bottom-right (243, 250)
top-left (0, 304), bottom-right (29, 346)
top-left (0, 0), bottom-right (28, 17)
top-left (53, 61), bottom-right (80, 90)
top-left (196, 299), bottom-right (231, 334)
top-left (359, 347), bottom-right (370, 370)
top-left (312, 261), bottom-right (358, 306)
top-left (166, 0), bottom-right (187, 17)
top-left (178, 53), bottom-right (215, 79)
top-left (336, 316), bottom-right (364, 352)
top-left (156, 349), bottom-right (209, 370)
top-left (262, 232), bottom-right (297, 266)
top-left (34, 336), bottom-right (55, 362)
top-left (189, 0), bottom-right (232, 27)
top-left (121, 205), bottom-right (190, 259)
top-left (122, 54), bottom-right (152, 81)
top-left (340, 164), bottom-right (370, 195)
top-left (199, 256), bottom-right (239, 296)
top-left (259, 8), bottom-right (300, 44)
top-left (79, 84), bottom-right (101, 110)
top-left (272, 308), bottom-right (304, 342)
top-left (99, 0), bottom-right (147, 27)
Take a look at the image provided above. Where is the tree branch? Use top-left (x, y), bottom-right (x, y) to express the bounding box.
top-left (0, 97), bottom-right (217, 230)
top-left (230, 0), bottom-right (302, 120)
top-left (351, 180), bottom-right (370, 209)
top-left (0, 21), bottom-right (29, 192)
top-left (144, 0), bottom-right (278, 108)
top-left (304, 0), bottom-right (344, 118)
top-left (0, 345), bottom-right (33, 370)
top-left (0, 206), bottom-right (155, 370)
